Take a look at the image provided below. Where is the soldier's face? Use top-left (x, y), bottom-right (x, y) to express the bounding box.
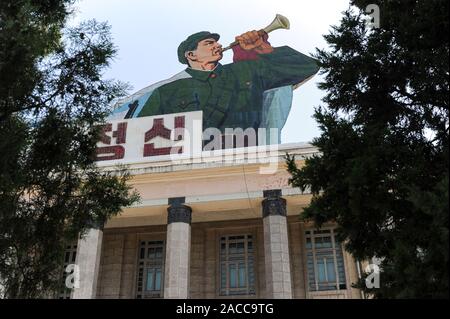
top-left (189, 38), bottom-right (223, 65)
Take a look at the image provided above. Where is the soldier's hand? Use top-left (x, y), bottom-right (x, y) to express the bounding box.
top-left (235, 30), bottom-right (273, 54)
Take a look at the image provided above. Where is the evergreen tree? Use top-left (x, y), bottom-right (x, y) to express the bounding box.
top-left (0, 1), bottom-right (140, 298)
top-left (286, 0), bottom-right (448, 298)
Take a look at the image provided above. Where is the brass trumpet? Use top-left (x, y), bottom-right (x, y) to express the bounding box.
top-left (221, 14), bottom-right (290, 52)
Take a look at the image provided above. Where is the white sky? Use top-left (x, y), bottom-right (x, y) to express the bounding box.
top-left (70, 0), bottom-right (351, 143)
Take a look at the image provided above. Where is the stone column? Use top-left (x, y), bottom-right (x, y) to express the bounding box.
top-left (262, 189), bottom-right (293, 299)
top-left (72, 227), bottom-right (103, 299)
top-left (164, 197), bottom-right (192, 299)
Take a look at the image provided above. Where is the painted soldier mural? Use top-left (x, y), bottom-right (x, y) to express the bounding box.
top-left (109, 15), bottom-right (319, 144)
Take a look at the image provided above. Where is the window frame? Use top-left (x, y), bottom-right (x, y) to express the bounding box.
top-left (217, 232), bottom-right (257, 297)
top-left (135, 239), bottom-right (166, 299)
top-left (304, 228), bottom-right (347, 293)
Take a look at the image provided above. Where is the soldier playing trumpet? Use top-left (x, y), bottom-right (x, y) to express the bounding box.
top-left (136, 17), bottom-right (319, 139)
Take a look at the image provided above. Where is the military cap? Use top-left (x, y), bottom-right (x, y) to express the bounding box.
top-left (177, 31), bottom-right (220, 65)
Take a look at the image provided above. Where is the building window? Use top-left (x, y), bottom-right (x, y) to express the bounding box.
top-left (305, 229), bottom-right (347, 292)
top-left (219, 235), bottom-right (256, 296)
top-left (136, 240), bottom-right (165, 299)
top-left (58, 242), bottom-right (78, 299)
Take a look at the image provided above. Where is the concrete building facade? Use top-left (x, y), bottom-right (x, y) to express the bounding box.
top-left (68, 143), bottom-right (363, 299)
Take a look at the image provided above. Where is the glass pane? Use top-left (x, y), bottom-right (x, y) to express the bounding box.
top-left (71, 252), bottom-right (76, 263)
top-left (229, 264), bottom-right (237, 288)
top-left (326, 258), bottom-right (336, 282)
top-left (238, 263), bottom-right (246, 288)
top-left (146, 269), bottom-right (154, 291)
top-left (306, 252), bottom-right (315, 287)
top-left (322, 236), bottom-right (332, 248)
top-left (220, 264), bottom-right (226, 288)
top-left (248, 266), bottom-right (255, 287)
top-left (148, 248), bottom-right (155, 259)
top-left (338, 266), bottom-right (346, 283)
top-left (137, 268), bottom-right (143, 292)
top-left (338, 266), bottom-right (345, 277)
top-left (317, 260), bottom-right (326, 282)
top-left (336, 247), bottom-right (346, 284)
top-left (65, 251), bottom-right (70, 263)
top-left (140, 247), bottom-right (145, 259)
top-left (156, 247), bottom-right (163, 258)
top-left (237, 242), bottom-right (244, 253)
top-left (315, 238), bottom-right (323, 249)
top-left (307, 263), bottom-right (315, 272)
top-left (155, 269), bottom-right (162, 291)
top-left (229, 243), bottom-right (236, 254)
top-left (339, 271), bottom-right (346, 283)
top-left (306, 238), bottom-right (312, 249)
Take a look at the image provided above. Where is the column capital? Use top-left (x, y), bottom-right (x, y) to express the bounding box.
top-left (167, 197), bottom-right (192, 224)
top-left (262, 189), bottom-right (286, 218)
top-left (263, 189), bottom-right (282, 198)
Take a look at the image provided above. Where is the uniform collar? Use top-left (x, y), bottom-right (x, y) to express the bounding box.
top-left (185, 64), bottom-right (223, 81)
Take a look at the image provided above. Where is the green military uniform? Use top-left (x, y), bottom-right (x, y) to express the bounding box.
top-left (138, 32), bottom-right (319, 132)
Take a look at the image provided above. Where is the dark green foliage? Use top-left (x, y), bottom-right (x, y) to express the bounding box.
top-left (286, 0), bottom-right (448, 298)
top-left (0, 1), bottom-right (140, 298)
